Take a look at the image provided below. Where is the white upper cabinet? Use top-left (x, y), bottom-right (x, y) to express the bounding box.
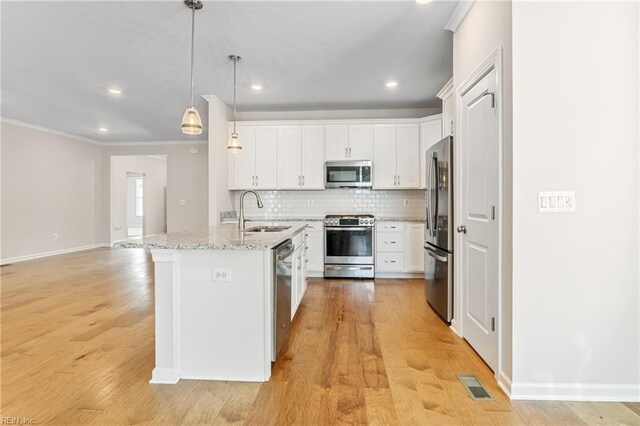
top-left (438, 78), bottom-right (455, 137)
top-left (277, 126), bottom-right (303, 189)
top-left (373, 123), bottom-right (420, 189)
top-left (325, 125), bottom-right (349, 160)
top-left (324, 124), bottom-right (373, 161)
top-left (229, 125), bottom-right (278, 190)
top-left (396, 124), bottom-right (420, 188)
top-left (301, 125), bottom-right (325, 189)
top-left (419, 116), bottom-right (443, 189)
top-left (373, 125), bottom-right (397, 189)
top-left (348, 125), bottom-right (373, 160)
top-left (277, 125), bottom-right (324, 189)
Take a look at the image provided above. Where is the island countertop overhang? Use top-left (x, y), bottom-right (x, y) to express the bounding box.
top-left (114, 223), bottom-right (308, 250)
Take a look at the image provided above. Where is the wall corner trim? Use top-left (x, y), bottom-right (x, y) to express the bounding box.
top-left (497, 371), bottom-right (512, 398)
top-left (444, 0), bottom-right (476, 33)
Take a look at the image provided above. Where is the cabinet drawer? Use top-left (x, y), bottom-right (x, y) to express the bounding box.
top-left (378, 223), bottom-right (402, 232)
top-left (377, 252), bottom-right (404, 272)
top-left (376, 232), bottom-right (405, 252)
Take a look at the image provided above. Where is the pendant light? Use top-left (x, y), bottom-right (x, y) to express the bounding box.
top-left (227, 55), bottom-right (242, 153)
top-left (181, 0), bottom-right (203, 136)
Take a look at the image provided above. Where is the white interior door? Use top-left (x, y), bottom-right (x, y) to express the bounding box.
top-left (459, 68), bottom-right (499, 372)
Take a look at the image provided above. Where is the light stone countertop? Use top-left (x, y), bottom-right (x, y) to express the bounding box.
top-left (114, 223), bottom-right (307, 251)
top-left (376, 217), bottom-right (426, 223)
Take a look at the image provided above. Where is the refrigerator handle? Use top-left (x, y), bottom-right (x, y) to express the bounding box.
top-left (427, 152), bottom-right (435, 236)
top-left (424, 245), bottom-right (448, 262)
top-left (433, 153), bottom-right (439, 239)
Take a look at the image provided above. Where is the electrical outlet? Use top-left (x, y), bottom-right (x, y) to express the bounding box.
top-left (212, 268), bottom-right (232, 282)
top-left (403, 199), bottom-right (409, 207)
top-left (179, 199), bottom-right (186, 206)
top-left (188, 148), bottom-right (199, 154)
top-left (307, 200), bottom-right (313, 207)
top-left (52, 233), bottom-right (59, 240)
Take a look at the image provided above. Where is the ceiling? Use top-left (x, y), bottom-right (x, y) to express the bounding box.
top-left (1, 1), bottom-right (456, 142)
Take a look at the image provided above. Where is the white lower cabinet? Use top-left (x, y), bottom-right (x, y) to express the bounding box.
top-left (376, 221), bottom-right (425, 275)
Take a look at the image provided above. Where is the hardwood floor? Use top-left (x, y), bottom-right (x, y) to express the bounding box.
top-left (1, 248), bottom-right (638, 425)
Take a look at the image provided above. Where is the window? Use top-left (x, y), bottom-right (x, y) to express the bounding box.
top-left (135, 178), bottom-right (144, 217)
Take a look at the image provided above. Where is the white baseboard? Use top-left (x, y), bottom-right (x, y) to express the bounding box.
top-left (510, 381), bottom-right (640, 402)
top-left (497, 371), bottom-right (512, 397)
top-left (150, 368), bottom-right (180, 384)
top-left (450, 318), bottom-right (463, 337)
top-left (0, 243), bottom-right (110, 265)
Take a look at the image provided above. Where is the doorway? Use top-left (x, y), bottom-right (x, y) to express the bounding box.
top-left (110, 155), bottom-right (167, 243)
top-left (127, 174), bottom-right (145, 237)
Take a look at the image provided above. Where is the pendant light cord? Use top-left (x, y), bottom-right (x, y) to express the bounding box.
top-left (189, 3), bottom-right (196, 107)
top-left (233, 58), bottom-right (237, 133)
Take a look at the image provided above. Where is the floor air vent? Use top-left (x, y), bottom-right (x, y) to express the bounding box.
top-left (458, 375), bottom-right (492, 400)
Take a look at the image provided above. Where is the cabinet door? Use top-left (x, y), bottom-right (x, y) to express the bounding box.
top-left (277, 125), bottom-right (303, 189)
top-left (373, 124), bottom-right (397, 189)
top-left (301, 125), bottom-right (325, 189)
top-left (305, 232), bottom-right (324, 272)
top-left (325, 125), bottom-right (348, 161)
top-left (404, 223), bottom-right (425, 273)
top-left (254, 126), bottom-right (278, 189)
top-left (443, 94), bottom-right (454, 137)
top-left (229, 125), bottom-right (256, 190)
top-left (396, 123), bottom-right (420, 189)
top-left (291, 246), bottom-right (303, 319)
top-left (348, 124), bottom-right (373, 160)
top-left (419, 118), bottom-right (443, 189)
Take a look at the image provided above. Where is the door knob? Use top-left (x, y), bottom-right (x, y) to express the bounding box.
top-left (456, 225), bottom-right (467, 234)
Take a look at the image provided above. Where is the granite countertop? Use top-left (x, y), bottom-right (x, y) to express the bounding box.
top-left (246, 217), bottom-right (324, 222)
top-left (376, 217), bottom-right (426, 223)
top-left (114, 223), bottom-right (307, 251)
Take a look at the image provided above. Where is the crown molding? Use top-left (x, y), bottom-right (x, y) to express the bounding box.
top-left (1, 117), bottom-right (207, 146)
top-left (1, 117), bottom-right (105, 145)
top-left (444, 0), bottom-right (475, 33)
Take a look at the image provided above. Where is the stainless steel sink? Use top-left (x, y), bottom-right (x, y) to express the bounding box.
top-left (244, 226), bottom-right (291, 233)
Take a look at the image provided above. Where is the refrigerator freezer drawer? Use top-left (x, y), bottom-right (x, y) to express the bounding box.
top-left (424, 245), bottom-right (453, 323)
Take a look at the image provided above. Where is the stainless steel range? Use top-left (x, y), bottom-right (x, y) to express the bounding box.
top-left (324, 214), bottom-right (375, 278)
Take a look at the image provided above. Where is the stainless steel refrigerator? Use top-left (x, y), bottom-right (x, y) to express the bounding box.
top-left (424, 136), bottom-right (453, 322)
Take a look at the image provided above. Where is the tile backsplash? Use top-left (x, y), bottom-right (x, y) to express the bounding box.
top-left (233, 189), bottom-right (426, 219)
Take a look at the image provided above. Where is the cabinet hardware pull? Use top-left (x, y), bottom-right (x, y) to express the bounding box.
top-left (302, 175), bottom-right (305, 186)
top-left (385, 260), bottom-right (396, 263)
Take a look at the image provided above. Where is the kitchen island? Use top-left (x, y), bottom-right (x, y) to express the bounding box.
top-left (116, 223), bottom-right (308, 384)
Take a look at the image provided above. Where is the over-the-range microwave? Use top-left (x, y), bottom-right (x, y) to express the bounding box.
top-left (324, 161), bottom-right (372, 189)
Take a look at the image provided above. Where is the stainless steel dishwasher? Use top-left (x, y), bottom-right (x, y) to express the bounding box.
top-left (273, 239), bottom-right (294, 361)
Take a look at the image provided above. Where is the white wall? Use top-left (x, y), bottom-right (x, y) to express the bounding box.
top-left (205, 96), bottom-right (234, 226)
top-left (1, 121), bottom-right (106, 261)
top-left (110, 155), bottom-right (167, 242)
top-left (453, 0), bottom-right (513, 385)
top-left (511, 1), bottom-right (639, 400)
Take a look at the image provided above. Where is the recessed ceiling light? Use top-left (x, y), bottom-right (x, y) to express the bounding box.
top-left (107, 88), bottom-right (122, 95)
top-left (98, 127), bottom-right (109, 132)
top-left (385, 80), bottom-right (398, 88)
top-left (251, 84), bottom-right (263, 91)
top-left (415, 0), bottom-right (432, 4)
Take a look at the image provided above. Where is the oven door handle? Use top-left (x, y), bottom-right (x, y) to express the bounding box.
top-left (324, 227), bottom-right (372, 231)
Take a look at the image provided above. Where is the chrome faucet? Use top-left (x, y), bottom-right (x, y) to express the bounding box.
top-left (238, 190), bottom-right (264, 231)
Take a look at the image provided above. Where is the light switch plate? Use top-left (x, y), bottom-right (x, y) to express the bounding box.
top-left (212, 268), bottom-right (232, 282)
top-left (538, 191), bottom-right (575, 213)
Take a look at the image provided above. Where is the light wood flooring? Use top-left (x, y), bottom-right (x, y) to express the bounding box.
top-left (1, 248), bottom-right (638, 425)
